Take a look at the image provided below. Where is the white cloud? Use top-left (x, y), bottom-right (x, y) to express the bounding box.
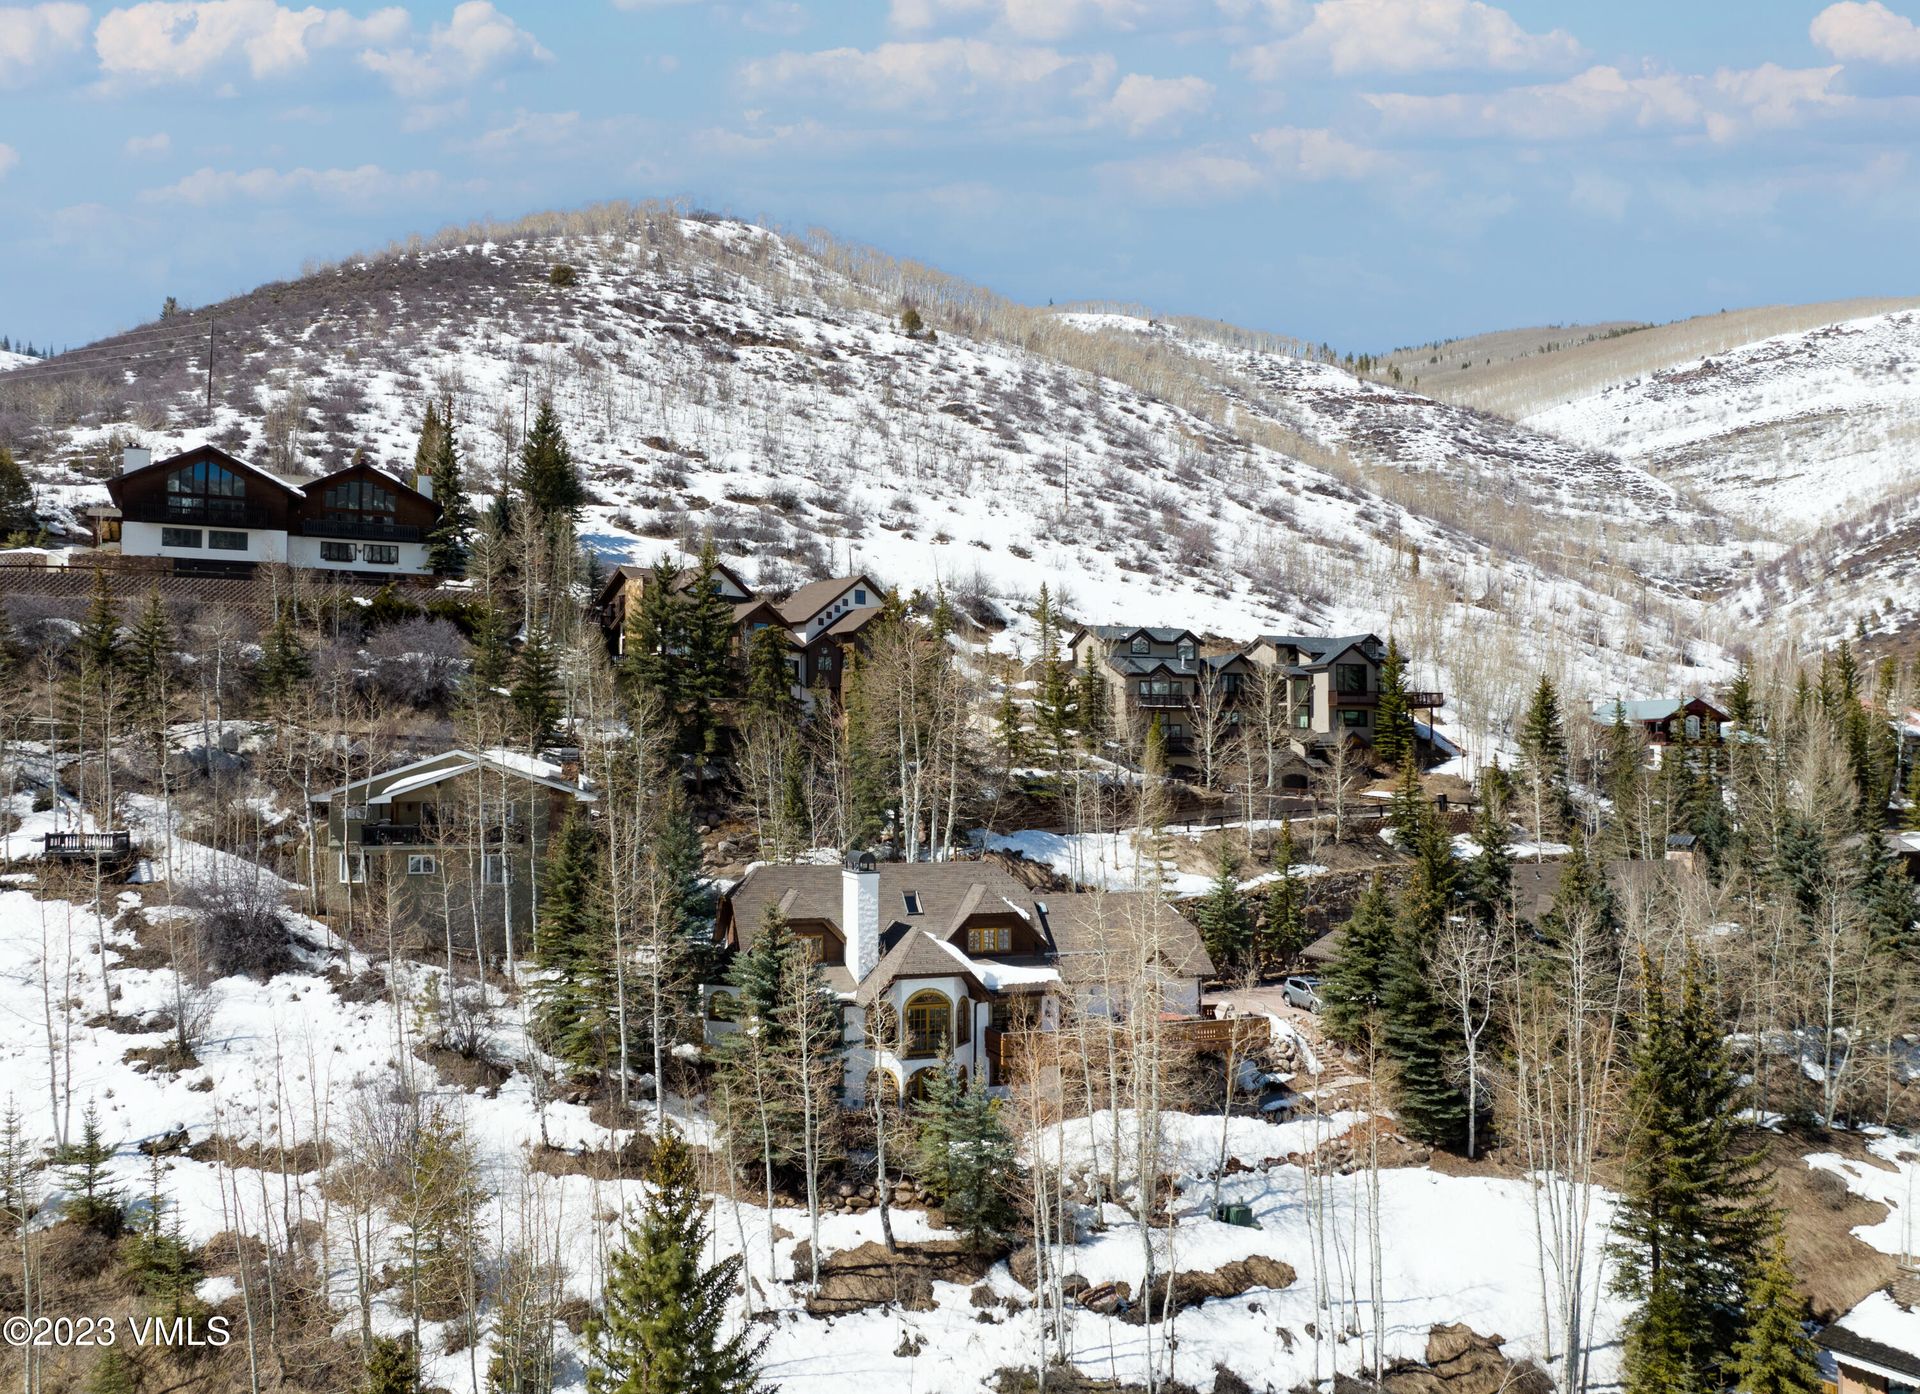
top-left (1364, 63), bottom-right (1846, 143)
top-left (1239, 0), bottom-right (1582, 78)
top-left (1568, 169), bottom-right (1629, 221)
top-left (94, 1), bottom-right (410, 83)
top-left (140, 162), bottom-right (442, 205)
top-left (1103, 72), bottom-right (1211, 134)
top-left (1105, 123), bottom-right (1387, 200)
top-left (741, 37), bottom-right (1114, 116)
top-left (1250, 123), bottom-right (1388, 177)
top-left (887, 0), bottom-right (1187, 40)
top-left (1811, 1), bottom-right (1920, 64)
top-left (358, 1), bottom-right (551, 92)
top-left (0, 2), bottom-right (88, 85)
top-left (465, 108), bottom-right (582, 152)
top-left (0, 144), bottom-right (18, 179)
top-left (124, 131), bottom-right (173, 156)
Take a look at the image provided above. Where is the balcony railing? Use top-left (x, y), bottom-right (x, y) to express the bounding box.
top-left (1136, 693), bottom-right (1190, 709)
top-left (1331, 690), bottom-right (1379, 708)
top-left (360, 822), bottom-right (522, 846)
top-left (1406, 691), bottom-right (1445, 708)
top-left (301, 519), bottom-right (423, 542)
top-left (42, 831), bottom-right (133, 858)
top-left (1164, 1016), bottom-right (1271, 1052)
top-left (123, 502), bottom-right (276, 529)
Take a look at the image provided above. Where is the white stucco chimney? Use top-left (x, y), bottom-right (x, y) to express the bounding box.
top-left (414, 472), bottom-right (434, 500)
top-left (842, 859), bottom-right (881, 982)
top-left (121, 446), bottom-right (151, 475)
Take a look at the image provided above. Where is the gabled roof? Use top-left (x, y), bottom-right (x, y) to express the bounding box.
top-left (776, 573), bottom-right (884, 625)
top-left (820, 605), bottom-right (885, 639)
top-left (315, 747), bottom-right (595, 805)
top-left (1040, 891), bottom-right (1214, 979)
top-left (1819, 1291), bottom-right (1920, 1381)
top-left (1590, 695), bottom-right (1730, 726)
top-left (725, 861), bottom-right (1046, 954)
top-left (303, 459), bottom-right (437, 509)
top-left (107, 443), bottom-right (305, 504)
top-left (854, 929), bottom-right (985, 1007)
top-left (595, 558), bottom-right (757, 610)
top-left (1255, 633), bottom-right (1383, 666)
top-left (1073, 625), bottom-right (1201, 648)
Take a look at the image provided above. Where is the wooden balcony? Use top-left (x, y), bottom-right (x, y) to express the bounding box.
top-left (1331, 691), bottom-right (1378, 709)
top-left (42, 831), bottom-right (133, 859)
top-left (1406, 691), bottom-right (1445, 708)
top-left (1136, 693), bottom-right (1190, 710)
top-left (1163, 1015), bottom-right (1270, 1053)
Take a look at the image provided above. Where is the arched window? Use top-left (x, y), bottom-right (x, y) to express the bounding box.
top-left (865, 1068), bottom-right (901, 1102)
top-left (706, 990), bottom-right (740, 1022)
top-left (165, 459), bottom-right (248, 521)
top-left (902, 989), bottom-right (950, 1058)
top-left (906, 1067), bottom-right (939, 1103)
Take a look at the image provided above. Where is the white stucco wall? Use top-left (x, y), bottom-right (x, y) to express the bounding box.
top-left (121, 520), bottom-right (288, 564)
top-left (287, 536), bottom-right (432, 575)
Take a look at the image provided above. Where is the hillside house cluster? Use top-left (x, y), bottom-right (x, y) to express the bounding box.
top-left (91, 444), bottom-right (443, 578)
top-left (705, 859), bottom-right (1220, 1104)
top-left (1068, 626), bottom-right (1443, 776)
top-left (593, 564), bottom-right (886, 701)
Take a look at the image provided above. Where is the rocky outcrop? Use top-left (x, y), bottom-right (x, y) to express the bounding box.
top-left (1071, 1253), bottom-right (1298, 1324)
top-left (1359, 1325), bottom-right (1553, 1394)
top-left (793, 1239), bottom-right (1001, 1316)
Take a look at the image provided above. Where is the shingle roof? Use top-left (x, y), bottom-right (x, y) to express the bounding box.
top-left (1083, 625), bottom-right (1198, 645)
top-left (725, 862), bottom-right (1045, 954)
top-left (1591, 698), bottom-right (1685, 723)
top-left (776, 574), bottom-right (882, 625)
top-left (853, 930), bottom-right (983, 1006)
top-left (1256, 634), bottom-right (1382, 666)
top-left (1040, 891), bottom-right (1214, 978)
top-left (1819, 1292), bottom-right (1920, 1381)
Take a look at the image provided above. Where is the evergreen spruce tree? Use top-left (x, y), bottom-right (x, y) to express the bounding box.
top-left (744, 622), bottom-right (797, 725)
top-left (1387, 756), bottom-right (1427, 846)
top-left (1726, 662), bottom-right (1757, 730)
top-left (123, 589), bottom-right (174, 765)
top-left (255, 611), bottom-right (310, 705)
top-left (1538, 829), bottom-right (1617, 949)
top-left (587, 1128), bottom-right (768, 1394)
top-left (425, 403), bottom-right (474, 577)
top-left (86, 1348), bottom-right (141, 1394)
top-left (534, 810), bottom-right (612, 1075)
top-left (995, 683), bottom-right (1026, 772)
top-left (1515, 675), bottom-right (1573, 843)
top-left (1603, 700), bottom-right (1647, 858)
top-left (517, 397), bottom-right (585, 520)
top-left (911, 1066), bottom-right (1020, 1252)
top-left (0, 446), bottom-right (38, 538)
top-left (1380, 799), bottom-right (1468, 1147)
top-left (77, 567), bottom-right (121, 675)
top-left (622, 560), bottom-right (684, 712)
top-left (680, 538), bottom-right (740, 758)
top-left (1192, 846), bottom-right (1250, 973)
top-left (56, 1101), bottom-right (121, 1235)
top-left (1321, 878), bottom-right (1395, 1048)
top-left (1260, 820), bottom-right (1309, 972)
top-left (1727, 1232), bottom-right (1821, 1394)
top-left (363, 1334), bottom-right (419, 1394)
top-left (1075, 661), bottom-right (1108, 750)
top-left (1610, 952), bottom-right (1774, 1391)
top-left (412, 398), bottom-right (445, 486)
top-left (1373, 638), bottom-right (1415, 770)
top-left (1463, 763), bottom-right (1514, 924)
top-left (467, 596), bottom-right (514, 694)
top-left (509, 625), bottom-right (563, 749)
top-left (124, 1154), bottom-right (199, 1315)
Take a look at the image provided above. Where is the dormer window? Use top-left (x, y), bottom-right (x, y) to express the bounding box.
top-left (903, 891), bottom-right (922, 915)
top-left (1177, 643), bottom-right (1195, 665)
top-left (1130, 636), bottom-right (1150, 655)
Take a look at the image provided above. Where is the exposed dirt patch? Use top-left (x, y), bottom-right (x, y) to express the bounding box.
top-left (793, 1238), bottom-right (1002, 1315)
top-left (414, 1042), bottom-right (511, 1096)
top-left (526, 1135), bottom-right (655, 1182)
top-left (186, 1134), bottom-right (332, 1173)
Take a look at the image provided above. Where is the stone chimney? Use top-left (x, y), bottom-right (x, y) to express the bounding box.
top-left (842, 856), bottom-right (881, 982)
top-left (121, 446), bottom-right (151, 475)
top-left (1894, 1261), bottom-right (1920, 1311)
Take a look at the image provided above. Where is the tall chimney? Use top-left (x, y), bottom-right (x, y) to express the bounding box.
top-left (121, 446), bottom-right (151, 475)
top-left (842, 859), bottom-right (881, 981)
top-left (414, 471), bottom-right (434, 500)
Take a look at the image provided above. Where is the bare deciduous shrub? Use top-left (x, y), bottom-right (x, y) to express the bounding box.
top-left (367, 618), bottom-right (470, 707)
top-left (182, 872), bottom-right (300, 981)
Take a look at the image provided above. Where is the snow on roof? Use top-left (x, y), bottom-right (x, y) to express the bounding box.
top-left (1821, 1290), bottom-right (1920, 1380)
top-left (931, 936), bottom-right (1060, 992)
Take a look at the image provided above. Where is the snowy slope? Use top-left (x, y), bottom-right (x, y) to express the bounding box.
top-left (0, 210), bottom-right (1728, 741)
top-left (1525, 310), bottom-right (1920, 535)
top-left (0, 351), bottom-right (32, 373)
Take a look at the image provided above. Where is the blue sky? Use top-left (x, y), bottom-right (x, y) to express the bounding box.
top-left (2, 0), bottom-right (1917, 351)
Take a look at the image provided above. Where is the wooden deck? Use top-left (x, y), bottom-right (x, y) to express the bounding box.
top-left (42, 830), bottom-right (133, 859)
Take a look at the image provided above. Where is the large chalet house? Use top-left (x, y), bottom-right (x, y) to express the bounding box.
top-left (1068, 625), bottom-right (1442, 770)
top-left (310, 749), bottom-right (595, 948)
top-left (705, 859), bottom-right (1216, 1104)
top-left (95, 444), bottom-right (441, 578)
top-left (594, 562), bottom-right (887, 702)
top-left (1589, 695), bottom-right (1731, 745)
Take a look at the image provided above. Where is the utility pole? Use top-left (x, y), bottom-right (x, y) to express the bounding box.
top-left (204, 315), bottom-right (216, 427)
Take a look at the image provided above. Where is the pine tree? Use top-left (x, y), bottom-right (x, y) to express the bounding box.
top-left (123, 589), bottom-right (174, 765)
top-left (1603, 700), bottom-right (1647, 858)
top-left (86, 1348), bottom-right (141, 1394)
top-left (744, 622), bottom-right (796, 725)
top-left (1538, 829), bottom-right (1617, 948)
top-left (425, 402), bottom-right (474, 576)
top-left (1462, 763), bottom-right (1513, 924)
top-left (1260, 820), bottom-right (1309, 972)
top-left (622, 560), bottom-right (684, 709)
top-left (1727, 1232), bottom-right (1821, 1394)
top-left (363, 1334), bottom-right (419, 1394)
top-left (56, 1102), bottom-right (121, 1235)
top-left (1515, 675), bottom-right (1572, 844)
top-left (1726, 663), bottom-right (1756, 729)
top-left (1192, 846), bottom-right (1250, 972)
top-left (911, 1066), bottom-right (1019, 1252)
top-left (1381, 916), bottom-right (1467, 1148)
top-left (1373, 638), bottom-right (1415, 770)
top-left (517, 397), bottom-right (584, 519)
top-left (680, 538), bottom-right (740, 758)
top-left (77, 568), bottom-right (121, 675)
top-left (588, 1128), bottom-right (768, 1394)
top-left (1321, 878), bottom-right (1395, 1048)
top-left (467, 596), bottom-right (514, 694)
top-left (255, 611), bottom-right (310, 704)
top-left (1387, 756), bottom-right (1427, 846)
top-left (509, 625), bottom-right (563, 749)
top-left (0, 446), bottom-right (38, 538)
top-left (1610, 952), bottom-right (1774, 1391)
top-left (995, 682), bottom-right (1026, 772)
top-left (1075, 661), bottom-right (1107, 749)
top-left (534, 810), bottom-right (613, 1075)
top-left (124, 1154), bottom-right (199, 1315)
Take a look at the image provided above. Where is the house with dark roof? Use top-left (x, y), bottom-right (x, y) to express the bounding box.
top-left (1819, 1271), bottom-right (1920, 1393)
top-left (592, 558), bottom-right (764, 658)
top-left (708, 859), bottom-right (1215, 1103)
top-left (1589, 695), bottom-right (1730, 745)
top-left (1246, 633), bottom-right (1445, 749)
top-left (100, 443), bottom-right (442, 577)
top-left (1066, 625), bottom-right (1261, 774)
top-left (774, 573), bottom-right (886, 699)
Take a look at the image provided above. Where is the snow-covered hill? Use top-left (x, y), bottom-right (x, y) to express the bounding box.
top-left (1525, 310), bottom-right (1920, 536)
top-left (0, 206), bottom-right (1727, 743)
top-left (0, 350), bottom-right (33, 373)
